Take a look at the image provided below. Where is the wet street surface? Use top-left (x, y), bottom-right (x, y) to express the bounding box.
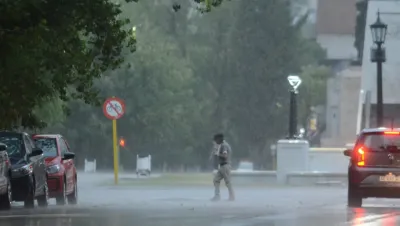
top-left (1, 173), bottom-right (400, 225)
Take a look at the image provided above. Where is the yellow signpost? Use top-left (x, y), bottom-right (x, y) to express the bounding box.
top-left (103, 96), bottom-right (126, 185)
top-left (112, 119), bottom-right (118, 185)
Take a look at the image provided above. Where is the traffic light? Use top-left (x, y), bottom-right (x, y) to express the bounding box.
top-left (119, 138), bottom-right (125, 147)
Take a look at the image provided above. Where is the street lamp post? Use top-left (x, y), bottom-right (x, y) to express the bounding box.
top-left (287, 75), bottom-right (302, 139)
top-left (370, 12), bottom-right (387, 127)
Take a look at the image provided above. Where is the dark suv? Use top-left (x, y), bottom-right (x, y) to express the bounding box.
top-left (345, 128), bottom-right (400, 207)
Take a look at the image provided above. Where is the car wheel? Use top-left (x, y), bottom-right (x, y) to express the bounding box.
top-left (67, 177), bottom-right (78, 205)
top-left (56, 180), bottom-right (66, 205)
top-left (24, 180), bottom-right (35, 209)
top-left (347, 184), bottom-right (362, 207)
top-left (0, 182), bottom-right (12, 210)
top-left (37, 183), bottom-right (48, 207)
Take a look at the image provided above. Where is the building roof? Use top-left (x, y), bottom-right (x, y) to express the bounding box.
top-left (316, 0), bottom-right (357, 35)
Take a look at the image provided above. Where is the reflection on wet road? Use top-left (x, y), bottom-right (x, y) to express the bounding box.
top-left (2, 173), bottom-right (400, 225)
top-left (345, 206), bottom-right (400, 226)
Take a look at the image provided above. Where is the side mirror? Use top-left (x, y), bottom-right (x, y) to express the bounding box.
top-left (343, 149), bottom-right (351, 157)
top-left (0, 143), bottom-right (7, 152)
top-left (30, 148), bottom-right (43, 157)
top-left (62, 152), bottom-right (75, 161)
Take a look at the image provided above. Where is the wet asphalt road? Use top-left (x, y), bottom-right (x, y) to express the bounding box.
top-left (1, 173), bottom-right (400, 226)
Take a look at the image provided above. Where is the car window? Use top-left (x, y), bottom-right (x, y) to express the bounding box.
top-left (59, 138), bottom-right (68, 155)
top-left (361, 133), bottom-right (400, 151)
top-left (27, 136), bottom-right (36, 149)
top-left (34, 138), bottom-right (58, 157)
top-left (62, 137), bottom-right (71, 151)
top-left (0, 134), bottom-right (24, 158)
top-left (23, 135), bottom-right (32, 154)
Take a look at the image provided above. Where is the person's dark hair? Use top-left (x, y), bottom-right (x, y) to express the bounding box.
top-left (213, 133), bottom-right (224, 140)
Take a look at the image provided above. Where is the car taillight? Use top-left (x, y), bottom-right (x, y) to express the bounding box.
top-left (384, 131), bottom-right (400, 135)
top-left (356, 147), bottom-right (365, 166)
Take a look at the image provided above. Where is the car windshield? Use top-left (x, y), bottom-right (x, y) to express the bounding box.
top-left (34, 138), bottom-right (58, 157)
top-left (362, 133), bottom-right (400, 151)
top-left (0, 135), bottom-right (23, 158)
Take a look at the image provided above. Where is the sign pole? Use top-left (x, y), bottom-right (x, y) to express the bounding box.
top-left (103, 96), bottom-right (125, 186)
top-left (112, 119), bottom-right (119, 185)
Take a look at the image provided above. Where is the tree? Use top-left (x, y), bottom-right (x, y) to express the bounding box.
top-left (33, 97), bottom-right (67, 130)
top-left (220, 0), bottom-right (325, 164)
top-left (42, 0), bottom-right (327, 171)
top-left (43, 1), bottom-right (206, 169)
top-left (297, 65), bottom-right (331, 126)
top-left (0, 0), bottom-right (137, 129)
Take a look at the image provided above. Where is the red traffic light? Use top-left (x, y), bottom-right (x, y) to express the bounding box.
top-left (119, 138), bottom-right (125, 147)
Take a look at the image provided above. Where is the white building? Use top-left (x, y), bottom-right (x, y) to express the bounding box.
top-left (314, 0), bottom-right (361, 146)
top-left (362, 0), bottom-right (400, 106)
top-left (316, 0), bottom-right (358, 61)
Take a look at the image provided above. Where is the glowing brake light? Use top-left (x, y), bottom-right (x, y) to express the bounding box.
top-left (357, 147), bottom-right (365, 166)
top-left (384, 131), bottom-right (400, 135)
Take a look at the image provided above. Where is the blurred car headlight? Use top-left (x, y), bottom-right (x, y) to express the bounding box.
top-left (47, 164), bottom-right (60, 174)
top-left (12, 165), bottom-right (33, 176)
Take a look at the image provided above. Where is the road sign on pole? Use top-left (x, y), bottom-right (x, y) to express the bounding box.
top-left (103, 97), bottom-right (126, 185)
top-left (103, 97), bottom-right (125, 120)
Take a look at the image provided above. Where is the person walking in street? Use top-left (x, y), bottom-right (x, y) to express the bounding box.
top-left (211, 133), bottom-right (235, 201)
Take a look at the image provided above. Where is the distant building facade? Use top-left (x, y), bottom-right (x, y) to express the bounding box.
top-left (361, 0), bottom-right (400, 128)
top-left (315, 0), bottom-right (360, 146)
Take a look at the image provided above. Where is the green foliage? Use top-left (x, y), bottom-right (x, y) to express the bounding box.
top-left (193, 0), bottom-right (230, 12)
top-left (224, 0), bottom-right (302, 155)
top-left (33, 97), bottom-right (67, 128)
top-left (0, 0), bottom-right (136, 129)
top-left (297, 65), bottom-right (332, 125)
top-left (36, 0), bottom-right (327, 170)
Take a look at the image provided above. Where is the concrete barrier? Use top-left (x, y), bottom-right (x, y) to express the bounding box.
top-left (229, 170), bottom-right (348, 186)
top-left (308, 148), bottom-right (349, 173)
top-left (286, 171), bottom-right (347, 186)
top-left (225, 145), bottom-right (351, 186)
top-left (230, 171), bottom-right (277, 185)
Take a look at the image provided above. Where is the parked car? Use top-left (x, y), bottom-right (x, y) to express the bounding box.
top-left (33, 134), bottom-right (77, 205)
top-left (0, 143), bottom-right (12, 210)
top-left (0, 131), bottom-right (48, 208)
